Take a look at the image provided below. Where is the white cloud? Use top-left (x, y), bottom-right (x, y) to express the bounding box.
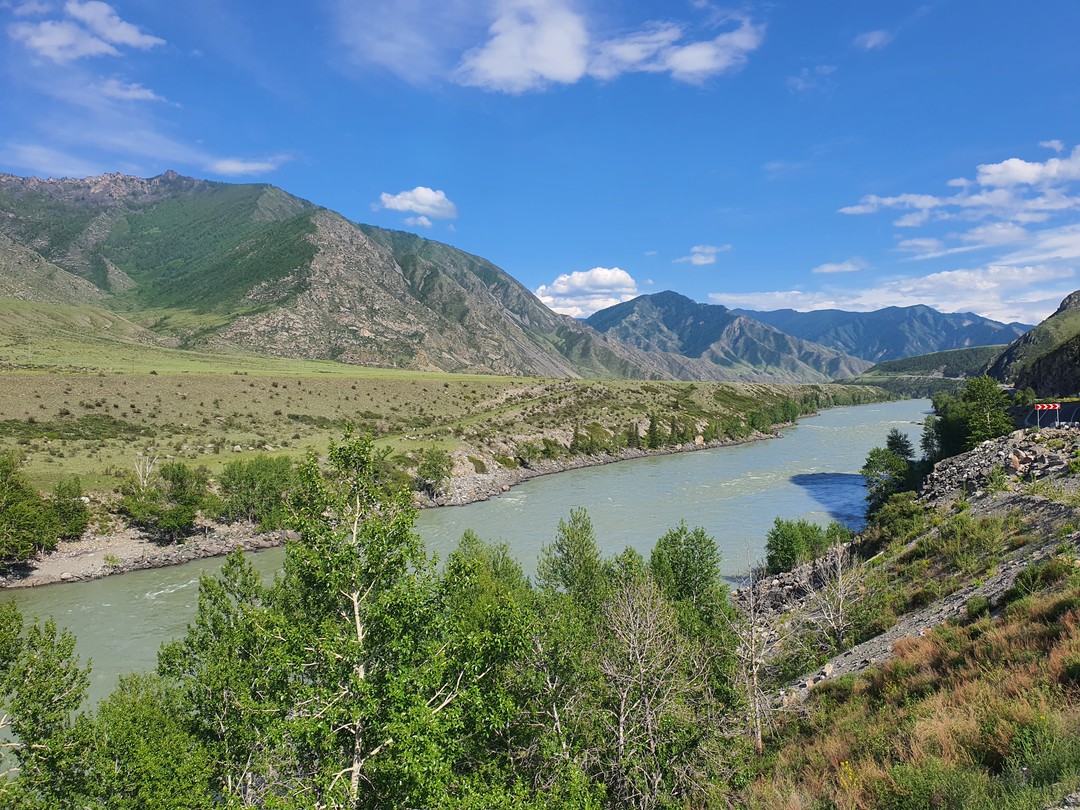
top-left (96, 78), bottom-right (164, 102)
top-left (405, 215), bottom-right (433, 228)
top-left (658, 16), bottom-right (764, 83)
top-left (710, 262), bottom-right (1074, 325)
top-left (457, 0), bottom-right (589, 93)
top-left (535, 266), bottom-right (639, 317)
top-left (9, 19), bottom-right (117, 60)
top-left (975, 145), bottom-right (1080, 187)
top-left (1040, 139), bottom-right (1065, 153)
top-left (8, 1), bottom-right (163, 62)
top-left (811, 257), bottom-right (866, 274)
top-left (335, 0), bottom-right (764, 93)
top-left (853, 30), bottom-right (892, 50)
top-left (64, 1), bottom-right (163, 49)
top-left (958, 222), bottom-right (1028, 246)
top-left (209, 155), bottom-right (291, 176)
top-left (674, 244), bottom-right (732, 265)
top-left (376, 186), bottom-right (459, 219)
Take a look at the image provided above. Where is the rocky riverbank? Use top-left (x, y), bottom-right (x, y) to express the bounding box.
top-left (2, 428), bottom-right (783, 589)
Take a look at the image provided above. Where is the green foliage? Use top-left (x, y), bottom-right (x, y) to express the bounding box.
top-left (0, 605), bottom-right (91, 807)
top-left (763, 517), bottom-right (845, 574)
top-left (81, 674), bottom-right (216, 809)
top-left (215, 453), bottom-right (294, 530)
top-left (118, 460), bottom-right (210, 541)
top-left (649, 521), bottom-right (721, 609)
top-left (414, 446), bottom-right (453, 496)
top-left (51, 477), bottom-right (89, 540)
top-left (922, 376), bottom-right (1015, 462)
top-left (861, 446), bottom-right (912, 514)
top-left (0, 451), bottom-right (62, 563)
top-left (885, 427), bottom-right (915, 461)
top-left (536, 507), bottom-right (610, 614)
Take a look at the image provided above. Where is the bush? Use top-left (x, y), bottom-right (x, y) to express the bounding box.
top-left (414, 447), bottom-right (452, 497)
top-left (216, 454), bottom-right (294, 531)
top-left (52, 477), bottom-right (89, 541)
top-left (0, 451), bottom-right (62, 563)
top-left (118, 460), bottom-right (210, 541)
top-left (763, 517), bottom-right (845, 574)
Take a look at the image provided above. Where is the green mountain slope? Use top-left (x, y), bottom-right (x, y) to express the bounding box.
top-left (586, 291), bottom-right (872, 382)
top-left (985, 290), bottom-right (1080, 396)
top-left (0, 172), bottom-right (674, 379)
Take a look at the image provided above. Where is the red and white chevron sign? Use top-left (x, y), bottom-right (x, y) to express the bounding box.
top-left (1034, 403), bottom-right (1060, 411)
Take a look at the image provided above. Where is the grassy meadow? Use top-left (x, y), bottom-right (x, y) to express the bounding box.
top-left (0, 304), bottom-right (884, 494)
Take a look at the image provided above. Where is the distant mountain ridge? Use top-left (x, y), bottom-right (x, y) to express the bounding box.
top-left (585, 291), bottom-right (873, 383)
top-left (733, 305), bottom-right (1031, 362)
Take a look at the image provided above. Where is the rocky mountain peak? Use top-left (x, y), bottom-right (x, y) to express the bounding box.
top-left (1053, 289), bottom-right (1080, 316)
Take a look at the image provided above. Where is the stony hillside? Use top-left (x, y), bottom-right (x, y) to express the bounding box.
top-left (586, 291), bottom-right (872, 383)
top-left (985, 290), bottom-right (1080, 396)
top-left (735, 304), bottom-right (1030, 362)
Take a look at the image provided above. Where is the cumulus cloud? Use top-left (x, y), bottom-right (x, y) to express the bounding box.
top-left (376, 186), bottom-right (459, 219)
top-left (975, 145), bottom-right (1080, 187)
top-left (456, 0), bottom-right (589, 93)
top-left (534, 266), bottom-right (639, 317)
top-left (8, 1), bottom-right (163, 62)
top-left (811, 257), bottom-right (867, 274)
top-left (335, 0), bottom-right (764, 92)
top-left (405, 215), bottom-right (433, 228)
top-left (1041, 139), bottom-right (1065, 153)
top-left (853, 30), bottom-right (892, 50)
top-left (674, 244), bottom-right (732, 265)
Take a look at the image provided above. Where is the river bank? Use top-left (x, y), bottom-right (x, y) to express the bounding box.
top-left (1, 427), bottom-right (784, 589)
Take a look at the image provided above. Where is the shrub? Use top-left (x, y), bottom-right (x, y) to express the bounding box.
top-left (118, 460), bottom-right (210, 542)
top-left (414, 447), bottom-right (452, 497)
top-left (0, 451), bottom-right (62, 562)
top-left (763, 517), bottom-right (842, 574)
top-left (966, 594), bottom-right (991, 620)
top-left (216, 455), bottom-right (294, 531)
top-left (52, 477), bottom-right (89, 541)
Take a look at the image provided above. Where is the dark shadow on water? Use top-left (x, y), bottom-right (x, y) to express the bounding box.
top-left (790, 472), bottom-right (868, 530)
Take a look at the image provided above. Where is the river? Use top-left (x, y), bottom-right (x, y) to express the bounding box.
top-left (7, 398), bottom-right (928, 703)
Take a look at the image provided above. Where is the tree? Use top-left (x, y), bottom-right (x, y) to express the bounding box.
top-left (885, 427), bottom-right (915, 462)
top-left (0, 603), bottom-right (91, 807)
top-left (118, 459), bottom-right (209, 541)
top-left (861, 447), bottom-right (911, 514)
top-left (51, 478), bottom-right (89, 541)
top-left (596, 577), bottom-right (721, 810)
top-left (764, 517), bottom-right (826, 574)
top-left (414, 447), bottom-right (453, 497)
top-left (160, 434), bottom-right (504, 808)
top-left (649, 521), bottom-right (721, 610)
top-left (0, 452), bottom-right (62, 564)
top-left (216, 454), bottom-right (294, 530)
top-left (961, 375), bottom-right (1012, 446)
top-left (536, 508), bottom-right (610, 615)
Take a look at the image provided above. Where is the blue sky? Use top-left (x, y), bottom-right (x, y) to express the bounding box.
top-left (2, 1), bottom-right (1079, 325)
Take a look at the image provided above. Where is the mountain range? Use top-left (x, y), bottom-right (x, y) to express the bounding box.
top-left (0, 171), bottom-right (1033, 384)
top-left (983, 290), bottom-right (1080, 397)
top-left (733, 305), bottom-right (1031, 363)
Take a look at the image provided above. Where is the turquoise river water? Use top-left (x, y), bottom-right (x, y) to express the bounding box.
top-left (7, 398), bottom-right (929, 703)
